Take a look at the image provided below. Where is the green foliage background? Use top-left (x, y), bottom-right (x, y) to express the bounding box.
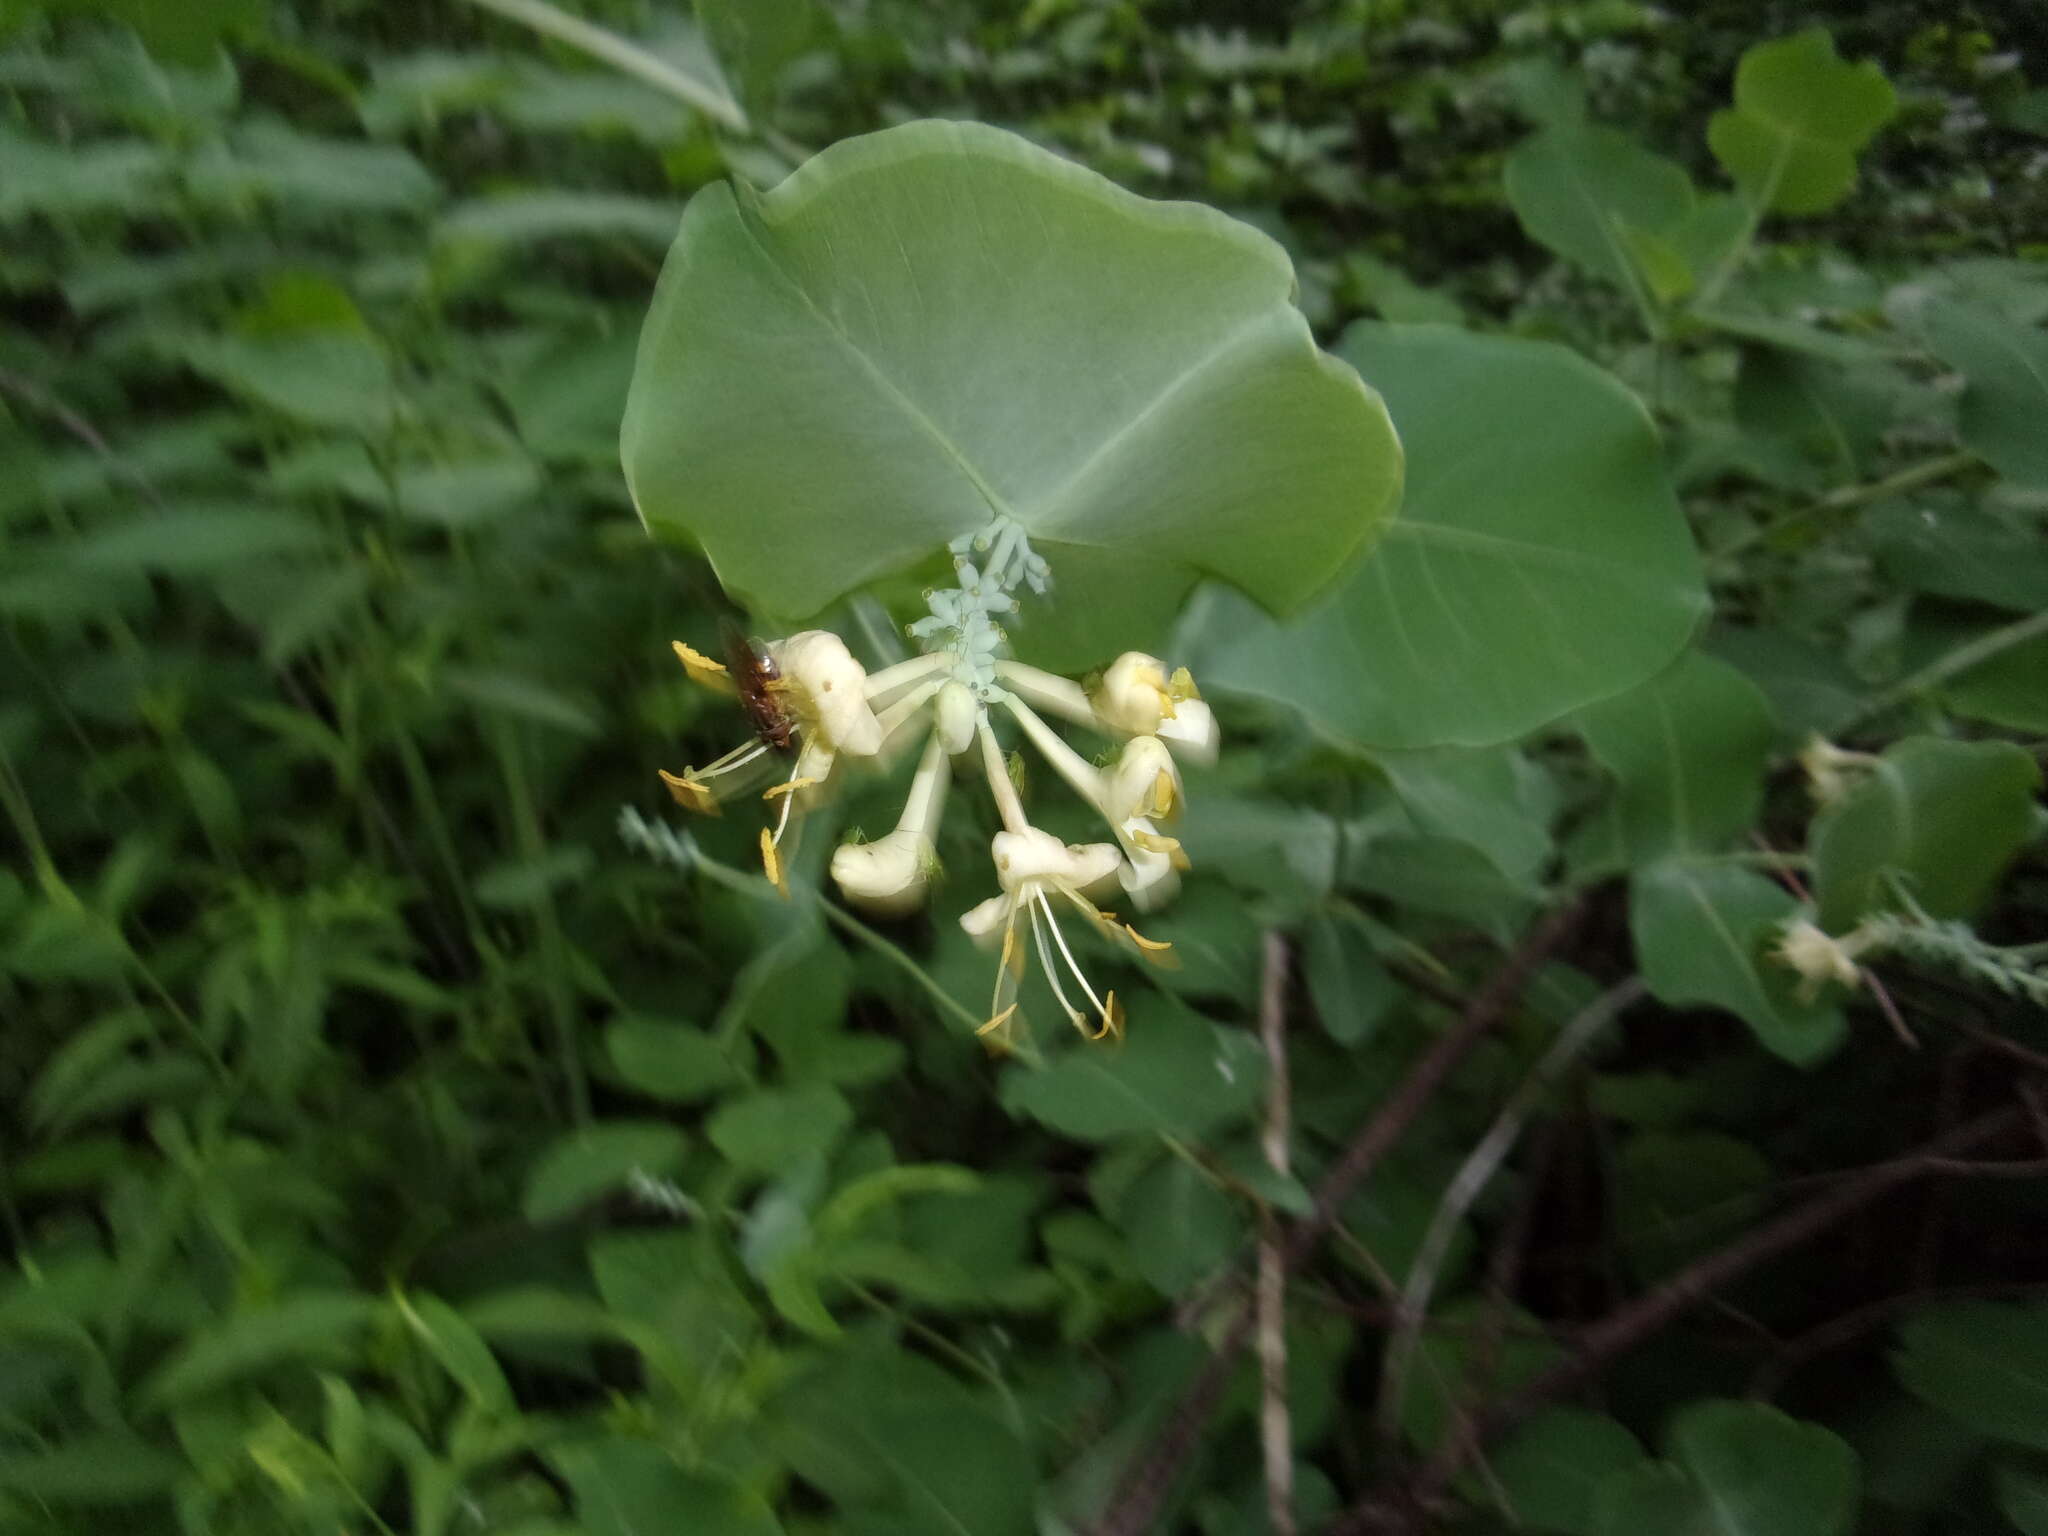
top-left (1, 1), bottom-right (2045, 1533)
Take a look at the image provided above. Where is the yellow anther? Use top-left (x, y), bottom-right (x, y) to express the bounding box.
top-left (1132, 828), bottom-right (1190, 869)
top-left (762, 777), bottom-right (822, 802)
top-left (759, 827), bottom-right (787, 897)
top-left (1149, 769), bottom-right (1177, 819)
top-left (977, 1002), bottom-right (1019, 1038)
top-left (1000, 922), bottom-right (1025, 980)
top-left (659, 769), bottom-right (718, 815)
top-left (671, 640), bottom-right (729, 688)
top-left (1093, 992), bottom-right (1125, 1041)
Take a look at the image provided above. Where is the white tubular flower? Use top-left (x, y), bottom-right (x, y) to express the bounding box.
top-left (1155, 697), bottom-right (1219, 766)
top-left (1797, 734), bottom-right (1878, 807)
top-left (1104, 734), bottom-right (1183, 825)
top-left (660, 628), bottom-right (932, 897)
top-left (1773, 919), bottom-right (1870, 1003)
top-left (1001, 694), bottom-right (1191, 910)
top-left (832, 731), bottom-right (949, 918)
top-left (1117, 820), bottom-right (1183, 912)
top-left (934, 681), bottom-right (979, 756)
top-left (960, 827), bottom-right (1150, 1043)
top-left (771, 630), bottom-right (884, 757)
top-left (1091, 651), bottom-right (1202, 737)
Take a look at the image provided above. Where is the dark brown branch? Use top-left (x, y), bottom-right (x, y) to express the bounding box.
top-left (1089, 899), bottom-right (1586, 1536)
top-left (1334, 1103), bottom-right (2028, 1534)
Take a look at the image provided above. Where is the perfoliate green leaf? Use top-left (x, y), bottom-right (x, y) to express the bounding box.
top-left (1596, 1400), bottom-right (1858, 1536)
top-left (1182, 324), bottom-right (1704, 749)
top-left (1706, 29), bottom-right (1896, 214)
top-left (622, 119), bottom-right (1400, 667)
top-left (1895, 1300), bottom-right (2048, 1449)
top-left (1630, 861), bottom-right (1845, 1065)
top-left (1810, 737), bottom-right (2040, 930)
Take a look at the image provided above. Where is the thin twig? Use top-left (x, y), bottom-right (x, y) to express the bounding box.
top-left (1837, 608), bottom-right (2048, 734)
top-left (1375, 978), bottom-right (1646, 1442)
top-left (1337, 1103), bottom-right (2028, 1533)
top-left (1256, 931), bottom-right (1296, 1536)
top-left (0, 366), bottom-right (164, 508)
top-left (1088, 899), bottom-right (1586, 1536)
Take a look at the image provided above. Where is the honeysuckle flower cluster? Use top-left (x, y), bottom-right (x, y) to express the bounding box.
top-left (657, 519), bottom-right (1217, 1046)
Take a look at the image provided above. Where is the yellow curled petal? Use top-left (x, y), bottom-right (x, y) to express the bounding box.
top-left (759, 827), bottom-right (788, 897)
top-left (659, 769), bottom-right (719, 816)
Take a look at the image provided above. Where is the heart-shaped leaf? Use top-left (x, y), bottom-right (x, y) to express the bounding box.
top-left (622, 119), bottom-right (1401, 668)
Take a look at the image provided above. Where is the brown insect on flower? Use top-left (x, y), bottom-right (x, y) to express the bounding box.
top-left (721, 618), bottom-right (797, 755)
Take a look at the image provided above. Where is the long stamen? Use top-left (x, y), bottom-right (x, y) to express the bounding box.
top-left (1035, 887), bottom-right (1112, 1022)
top-left (770, 771), bottom-right (802, 845)
top-left (698, 739), bottom-right (771, 778)
top-left (1027, 890), bottom-right (1086, 1031)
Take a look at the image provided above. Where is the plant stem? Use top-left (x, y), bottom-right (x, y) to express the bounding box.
top-left (1088, 898), bottom-right (1586, 1536)
top-left (1709, 450), bottom-right (1976, 560)
top-left (1256, 931), bottom-right (1296, 1536)
top-left (1839, 606), bottom-right (2048, 733)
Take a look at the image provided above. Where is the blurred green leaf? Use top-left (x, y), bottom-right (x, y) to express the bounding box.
top-left (1895, 1301), bottom-right (2048, 1449)
top-left (1491, 1408), bottom-right (1648, 1536)
top-left (140, 1292), bottom-right (379, 1408)
top-left (1505, 120), bottom-right (1694, 296)
top-left (1001, 996), bottom-right (1264, 1142)
top-left (1707, 29), bottom-right (1895, 214)
top-left (549, 1438), bottom-right (784, 1536)
top-left (1916, 300), bottom-right (2048, 488)
top-left (522, 1122), bottom-right (688, 1222)
top-left (1596, 1400), bottom-right (1858, 1536)
top-left (707, 1083), bottom-right (852, 1175)
top-left (1631, 861), bottom-right (1845, 1064)
top-left (1810, 737), bottom-right (2040, 930)
top-left (1571, 651), bottom-right (1775, 873)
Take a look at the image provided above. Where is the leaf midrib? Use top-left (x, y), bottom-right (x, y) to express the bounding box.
top-left (729, 192), bottom-right (1276, 548)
